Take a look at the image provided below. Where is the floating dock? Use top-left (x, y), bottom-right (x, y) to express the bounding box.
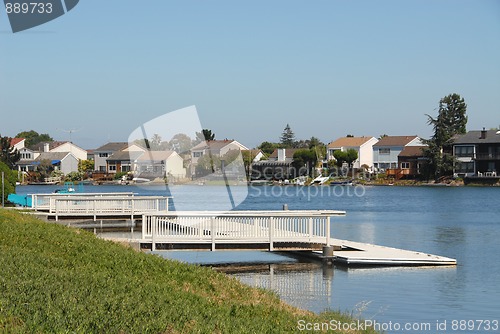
top-left (318, 238), bottom-right (457, 266)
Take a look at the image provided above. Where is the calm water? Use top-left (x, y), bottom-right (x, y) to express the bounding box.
top-left (17, 184), bottom-right (500, 333)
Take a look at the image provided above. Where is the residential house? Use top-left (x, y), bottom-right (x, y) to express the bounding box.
top-left (453, 128), bottom-right (500, 178)
top-left (135, 151), bottom-right (186, 181)
top-left (106, 151), bottom-right (144, 174)
top-left (251, 148), bottom-right (300, 180)
top-left (373, 136), bottom-right (424, 171)
top-left (242, 149), bottom-right (265, 163)
top-left (15, 140), bottom-right (84, 174)
top-left (93, 142), bottom-right (144, 173)
top-left (395, 146), bottom-right (428, 179)
top-left (190, 140), bottom-right (248, 176)
top-left (31, 141), bottom-right (87, 161)
top-left (34, 152), bottom-right (79, 175)
top-left (327, 136), bottom-right (378, 169)
top-left (10, 138), bottom-right (25, 151)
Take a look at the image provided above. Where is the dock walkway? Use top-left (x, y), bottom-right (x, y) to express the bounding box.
top-left (138, 210), bottom-right (456, 266)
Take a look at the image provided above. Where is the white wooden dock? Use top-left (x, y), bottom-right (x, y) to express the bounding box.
top-left (139, 210), bottom-right (456, 266)
top-left (142, 210), bottom-right (345, 251)
top-left (30, 194), bottom-right (170, 221)
top-left (322, 239), bottom-right (457, 266)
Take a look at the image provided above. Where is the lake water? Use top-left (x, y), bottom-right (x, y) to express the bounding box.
top-left (16, 184), bottom-right (500, 333)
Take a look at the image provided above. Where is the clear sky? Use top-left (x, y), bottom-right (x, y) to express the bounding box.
top-left (1, 0), bottom-right (499, 149)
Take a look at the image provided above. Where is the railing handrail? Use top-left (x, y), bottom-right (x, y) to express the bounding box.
top-left (142, 210), bottom-right (339, 251)
top-left (145, 210), bottom-right (345, 217)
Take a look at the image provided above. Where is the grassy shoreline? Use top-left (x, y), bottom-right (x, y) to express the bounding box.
top-left (0, 209), bottom-right (376, 333)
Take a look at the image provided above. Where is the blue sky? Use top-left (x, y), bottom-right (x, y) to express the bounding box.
top-left (1, 0), bottom-right (499, 149)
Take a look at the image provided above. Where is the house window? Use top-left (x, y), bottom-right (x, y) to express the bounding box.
top-left (99, 153), bottom-right (109, 158)
top-left (193, 152), bottom-right (203, 158)
top-left (99, 166), bottom-right (106, 172)
top-left (121, 165), bottom-right (131, 172)
top-left (379, 148), bottom-right (390, 155)
top-left (454, 146), bottom-right (474, 158)
top-left (456, 161), bottom-right (474, 173)
top-left (109, 165), bottom-right (116, 171)
top-left (401, 162), bottom-right (410, 169)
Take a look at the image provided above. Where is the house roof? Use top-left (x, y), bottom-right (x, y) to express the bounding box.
top-left (268, 148), bottom-right (300, 159)
top-left (30, 141), bottom-right (67, 152)
top-left (94, 142), bottom-right (129, 152)
top-left (107, 151), bottom-right (144, 161)
top-left (137, 151), bottom-right (177, 161)
top-left (191, 140), bottom-right (247, 152)
top-left (399, 146), bottom-right (427, 157)
top-left (328, 136), bottom-right (376, 148)
top-left (453, 130), bottom-right (500, 144)
top-left (35, 152), bottom-right (73, 161)
top-left (10, 138), bottom-right (25, 146)
top-left (373, 136), bottom-right (418, 147)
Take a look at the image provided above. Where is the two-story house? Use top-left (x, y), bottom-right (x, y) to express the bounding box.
top-left (327, 136), bottom-right (378, 169)
top-left (93, 142), bottom-right (144, 174)
top-left (453, 128), bottom-right (500, 177)
top-left (190, 140), bottom-right (248, 176)
top-left (373, 136), bottom-right (424, 171)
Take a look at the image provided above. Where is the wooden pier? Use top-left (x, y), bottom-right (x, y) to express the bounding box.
top-left (138, 210), bottom-right (456, 266)
top-left (29, 194), bottom-right (170, 221)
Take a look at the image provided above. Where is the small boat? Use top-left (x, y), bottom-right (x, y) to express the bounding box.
top-left (310, 175), bottom-right (329, 185)
top-left (330, 180), bottom-right (354, 186)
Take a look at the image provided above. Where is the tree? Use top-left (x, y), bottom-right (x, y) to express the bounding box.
top-left (423, 93), bottom-right (468, 180)
top-left (0, 161), bottom-right (17, 203)
top-left (201, 129), bottom-right (215, 141)
top-left (78, 160), bottom-right (95, 173)
top-left (195, 153), bottom-right (220, 177)
top-left (280, 124), bottom-right (296, 148)
top-left (292, 149), bottom-right (317, 176)
top-left (15, 130), bottom-right (53, 147)
top-left (345, 149), bottom-right (359, 169)
top-left (332, 150), bottom-right (347, 168)
top-left (0, 136), bottom-right (21, 169)
top-left (258, 141), bottom-right (278, 156)
top-left (169, 133), bottom-right (193, 154)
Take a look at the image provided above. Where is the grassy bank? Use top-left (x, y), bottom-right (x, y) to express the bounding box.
top-left (0, 209), bottom-right (375, 333)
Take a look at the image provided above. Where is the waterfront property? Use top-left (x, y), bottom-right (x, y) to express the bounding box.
top-left (372, 135), bottom-right (424, 172)
top-left (251, 148), bottom-right (299, 180)
top-left (453, 128), bottom-right (500, 178)
top-left (327, 136), bottom-right (378, 169)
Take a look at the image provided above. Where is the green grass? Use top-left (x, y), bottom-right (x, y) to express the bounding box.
top-left (0, 209), bottom-right (377, 333)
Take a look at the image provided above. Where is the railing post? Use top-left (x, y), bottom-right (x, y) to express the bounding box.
top-left (142, 214), bottom-right (146, 238)
top-left (309, 217), bottom-right (313, 240)
top-left (131, 199), bottom-right (134, 221)
top-left (269, 217), bottom-right (274, 251)
top-left (211, 216), bottom-right (216, 251)
top-left (93, 199), bottom-right (97, 221)
top-left (55, 200), bottom-right (59, 221)
top-left (151, 215), bottom-right (156, 251)
top-left (326, 216), bottom-right (331, 246)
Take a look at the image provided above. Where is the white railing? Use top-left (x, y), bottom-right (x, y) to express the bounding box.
top-left (142, 210), bottom-right (345, 251)
top-left (50, 196), bottom-right (170, 221)
top-left (32, 192), bottom-right (136, 211)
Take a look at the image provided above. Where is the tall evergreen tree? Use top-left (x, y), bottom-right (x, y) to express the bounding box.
top-left (202, 129), bottom-right (215, 141)
top-left (280, 124), bottom-right (296, 148)
top-left (423, 93), bottom-right (468, 180)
